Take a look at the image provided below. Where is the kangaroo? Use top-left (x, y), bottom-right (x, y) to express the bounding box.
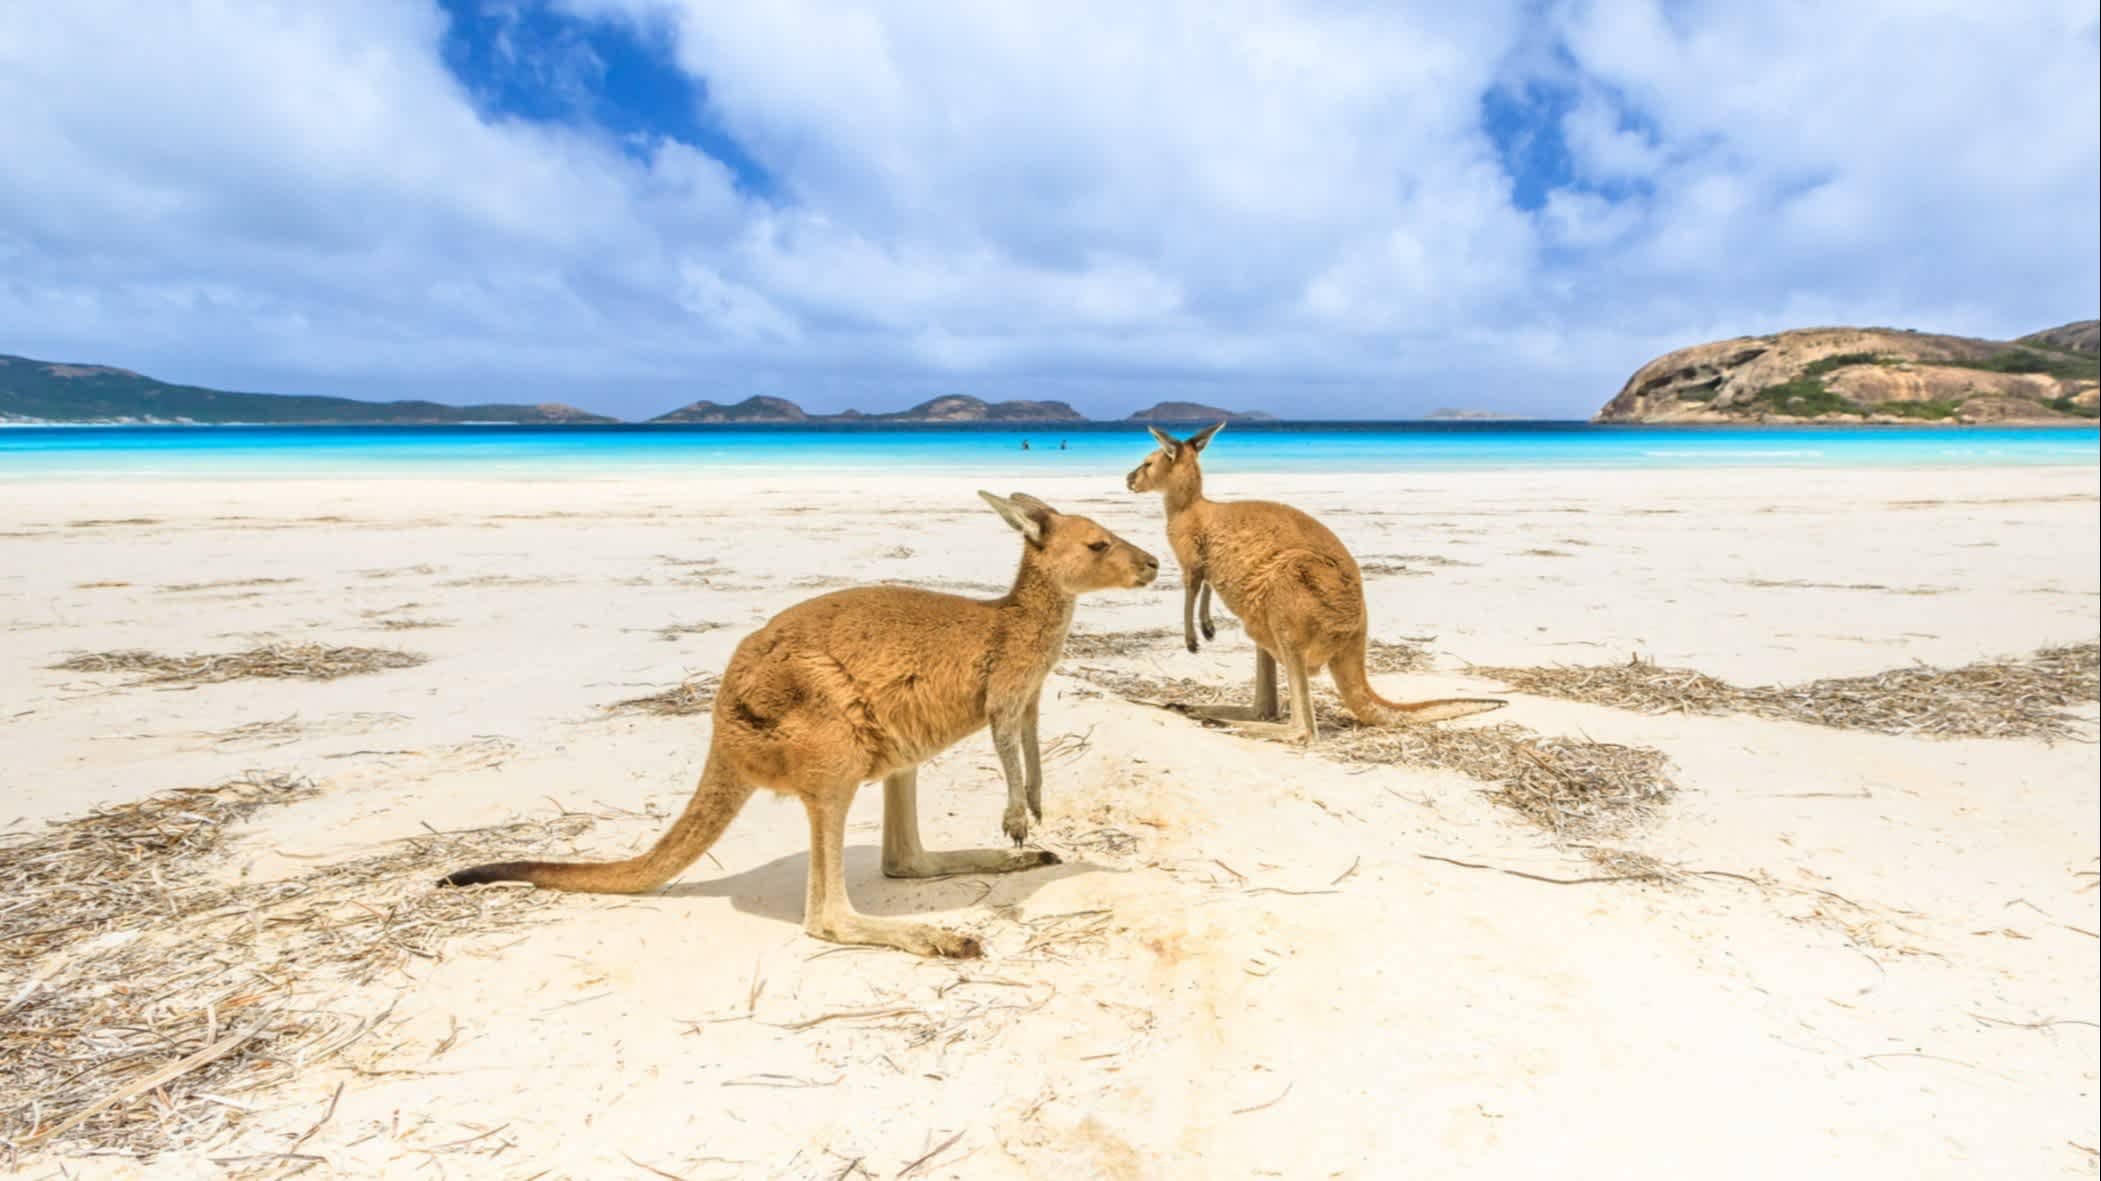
top-left (1125, 422), bottom-right (1503, 744)
top-left (441, 491), bottom-right (1159, 958)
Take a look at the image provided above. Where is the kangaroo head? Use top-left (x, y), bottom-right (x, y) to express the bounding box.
top-left (979, 491), bottom-right (1159, 592)
top-left (1125, 421), bottom-right (1224, 495)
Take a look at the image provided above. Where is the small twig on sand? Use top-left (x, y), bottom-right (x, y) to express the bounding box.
top-left (1968, 1013), bottom-right (2101, 1031)
top-left (624, 1151), bottom-right (692, 1181)
top-left (1232, 1081), bottom-right (1294, 1115)
top-left (288, 1081), bottom-right (346, 1154)
top-left (773, 1006), bottom-right (923, 1032)
top-left (722, 1073), bottom-right (842, 1089)
top-left (1416, 853), bottom-right (1669, 885)
top-left (1860, 1052), bottom-right (2009, 1080)
top-left (897, 1130), bottom-right (966, 1178)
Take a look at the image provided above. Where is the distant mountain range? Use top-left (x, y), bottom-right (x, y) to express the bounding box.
top-left (0, 354), bottom-right (613, 425)
top-left (1, 352), bottom-right (1290, 424)
top-left (651, 396), bottom-right (1279, 424)
top-left (649, 393), bottom-right (1088, 423)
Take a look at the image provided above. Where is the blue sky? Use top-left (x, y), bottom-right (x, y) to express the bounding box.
top-left (2, 1), bottom-right (2095, 420)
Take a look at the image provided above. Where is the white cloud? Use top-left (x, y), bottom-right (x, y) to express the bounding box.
top-left (1559, 90), bottom-right (1664, 183)
top-left (1548, 0), bottom-right (2101, 339)
top-left (0, 0), bottom-right (2093, 418)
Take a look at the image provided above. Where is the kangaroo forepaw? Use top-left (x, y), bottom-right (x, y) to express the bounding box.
top-left (1026, 783), bottom-right (1043, 822)
top-left (1003, 802), bottom-right (1030, 847)
top-left (931, 929), bottom-right (984, 959)
top-left (1185, 634), bottom-right (1200, 654)
top-left (1201, 619), bottom-right (1216, 641)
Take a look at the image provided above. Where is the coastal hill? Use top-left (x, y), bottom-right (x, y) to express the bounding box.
top-left (1124, 401), bottom-right (1276, 423)
top-left (2021, 319), bottom-right (2101, 355)
top-left (647, 395), bottom-right (812, 424)
top-left (649, 393), bottom-right (1086, 424)
top-left (0, 353), bottom-right (613, 425)
top-left (1594, 321), bottom-right (2099, 424)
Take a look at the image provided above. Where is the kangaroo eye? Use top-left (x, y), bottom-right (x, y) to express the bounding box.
top-left (1088, 541), bottom-right (1110, 553)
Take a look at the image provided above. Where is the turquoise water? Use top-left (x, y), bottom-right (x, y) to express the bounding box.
top-left (0, 423), bottom-right (2094, 479)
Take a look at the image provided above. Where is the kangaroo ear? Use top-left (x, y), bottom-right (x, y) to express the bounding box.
top-left (1007, 492), bottom-right (1058, 517)
top-left (978, 490), bottom-right (1045, 544)
top-left (1187, 419), bottom-right (1226, 452)
top-left (1146, 426), bottom-right (1181, 456)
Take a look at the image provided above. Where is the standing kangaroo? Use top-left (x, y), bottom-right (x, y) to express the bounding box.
top-left (441, 492), bottom-right (1159, 958)
top-left (1126, 422), bottom-right (1503, 743)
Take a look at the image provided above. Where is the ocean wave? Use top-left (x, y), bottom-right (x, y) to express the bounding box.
top-left (1640, 449), bottom-right (1825, 458)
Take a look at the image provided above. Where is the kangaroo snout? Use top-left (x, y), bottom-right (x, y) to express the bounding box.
top-left (1134, 550), bottom-right (1160, 586)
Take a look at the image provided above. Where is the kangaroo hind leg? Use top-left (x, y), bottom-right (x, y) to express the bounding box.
top-left (1216, 648), bottom-right (1316, 744)
top-left (1253, 648), bottom-right (1280, 720)
top-left (1282, 647), bottom-right (1317, 744)
top-left (881, 766), bottom-right (1058, 879)
top-left (1189, 648), bottom-right (1284, 725)
top-left (802, 784), bottom-right (981, 958)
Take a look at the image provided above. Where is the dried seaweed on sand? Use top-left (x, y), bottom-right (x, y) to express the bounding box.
top-left (50, 643), bottom-right (426, 686)
top-left (1364, 639), bottom-right (1430, 673)
top-left (1475, 642), bottom-right (2098, 741)
top-left (1, 774), bottom-right (596, 1161)
top-left (1068, 667), bottom-right (1672, 838)
top-left (1060, 628), bottom-right (1187, 660)
top-left (367, 616), bottom-right (450, 631)
top-left (1322, 718), bottom-right (1671, 839)
top-left (607, 674), bottom-right (721, 716)
top-left (654, 621), bottom-right (727, 641)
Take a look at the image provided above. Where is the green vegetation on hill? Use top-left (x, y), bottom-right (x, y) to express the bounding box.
top-left (1799, 353), bottom-right (1884, 378)
top-left (1875, 399), bottom-right (1961, 421)
top-left (0, 354), bottom-right (614, 424)
top-left (1749, 379), bottom-right (1862, 418)
top-left (1947, 349), bottom-right (2101, 381)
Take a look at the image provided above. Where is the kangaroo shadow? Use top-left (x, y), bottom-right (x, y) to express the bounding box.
top-left (660, 844), bottom-right (1102, 925)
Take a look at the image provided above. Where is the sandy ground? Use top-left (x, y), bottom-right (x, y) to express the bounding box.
top-left (2, 464), bottom-right (2097, 1179)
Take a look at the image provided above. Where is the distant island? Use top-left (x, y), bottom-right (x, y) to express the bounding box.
top-left (1594, 320), bottom-right (2099, 424)
top-left (1124, 401), bottom-right (1275, 423)
top-left (649, 394), bottom-right (1087, 424)
top-left (0, 353), bottom-right (613, 425)
top-left (1423, 407), bottom-right (1525, 421)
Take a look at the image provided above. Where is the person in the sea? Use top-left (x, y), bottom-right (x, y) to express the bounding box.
top-left (1022, 439), bottom-right (1031, 451)
top-left (1059, 440), bottom-right (1068, 450)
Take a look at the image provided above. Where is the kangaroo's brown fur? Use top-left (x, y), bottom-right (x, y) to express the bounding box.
top-left (1126, 423), bottom-right (1503, 743)
top-left (441, 492), bottom-right (1159, 958)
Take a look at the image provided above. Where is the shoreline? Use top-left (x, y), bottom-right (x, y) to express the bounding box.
top-left (5, 416), bottom-right (2099, 428)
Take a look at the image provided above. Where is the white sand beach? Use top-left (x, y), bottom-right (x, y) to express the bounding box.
top-left (3, 464), bottom-right (2097, 1179)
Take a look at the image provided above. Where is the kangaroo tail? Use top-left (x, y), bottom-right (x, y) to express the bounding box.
top-left (440, 757), bottom-right (754, 893)
top-left (1329, 637), bottom-right (1505, 726)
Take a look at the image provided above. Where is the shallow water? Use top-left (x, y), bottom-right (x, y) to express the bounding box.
top-left (1, 421), bottom-right (2094, 479)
